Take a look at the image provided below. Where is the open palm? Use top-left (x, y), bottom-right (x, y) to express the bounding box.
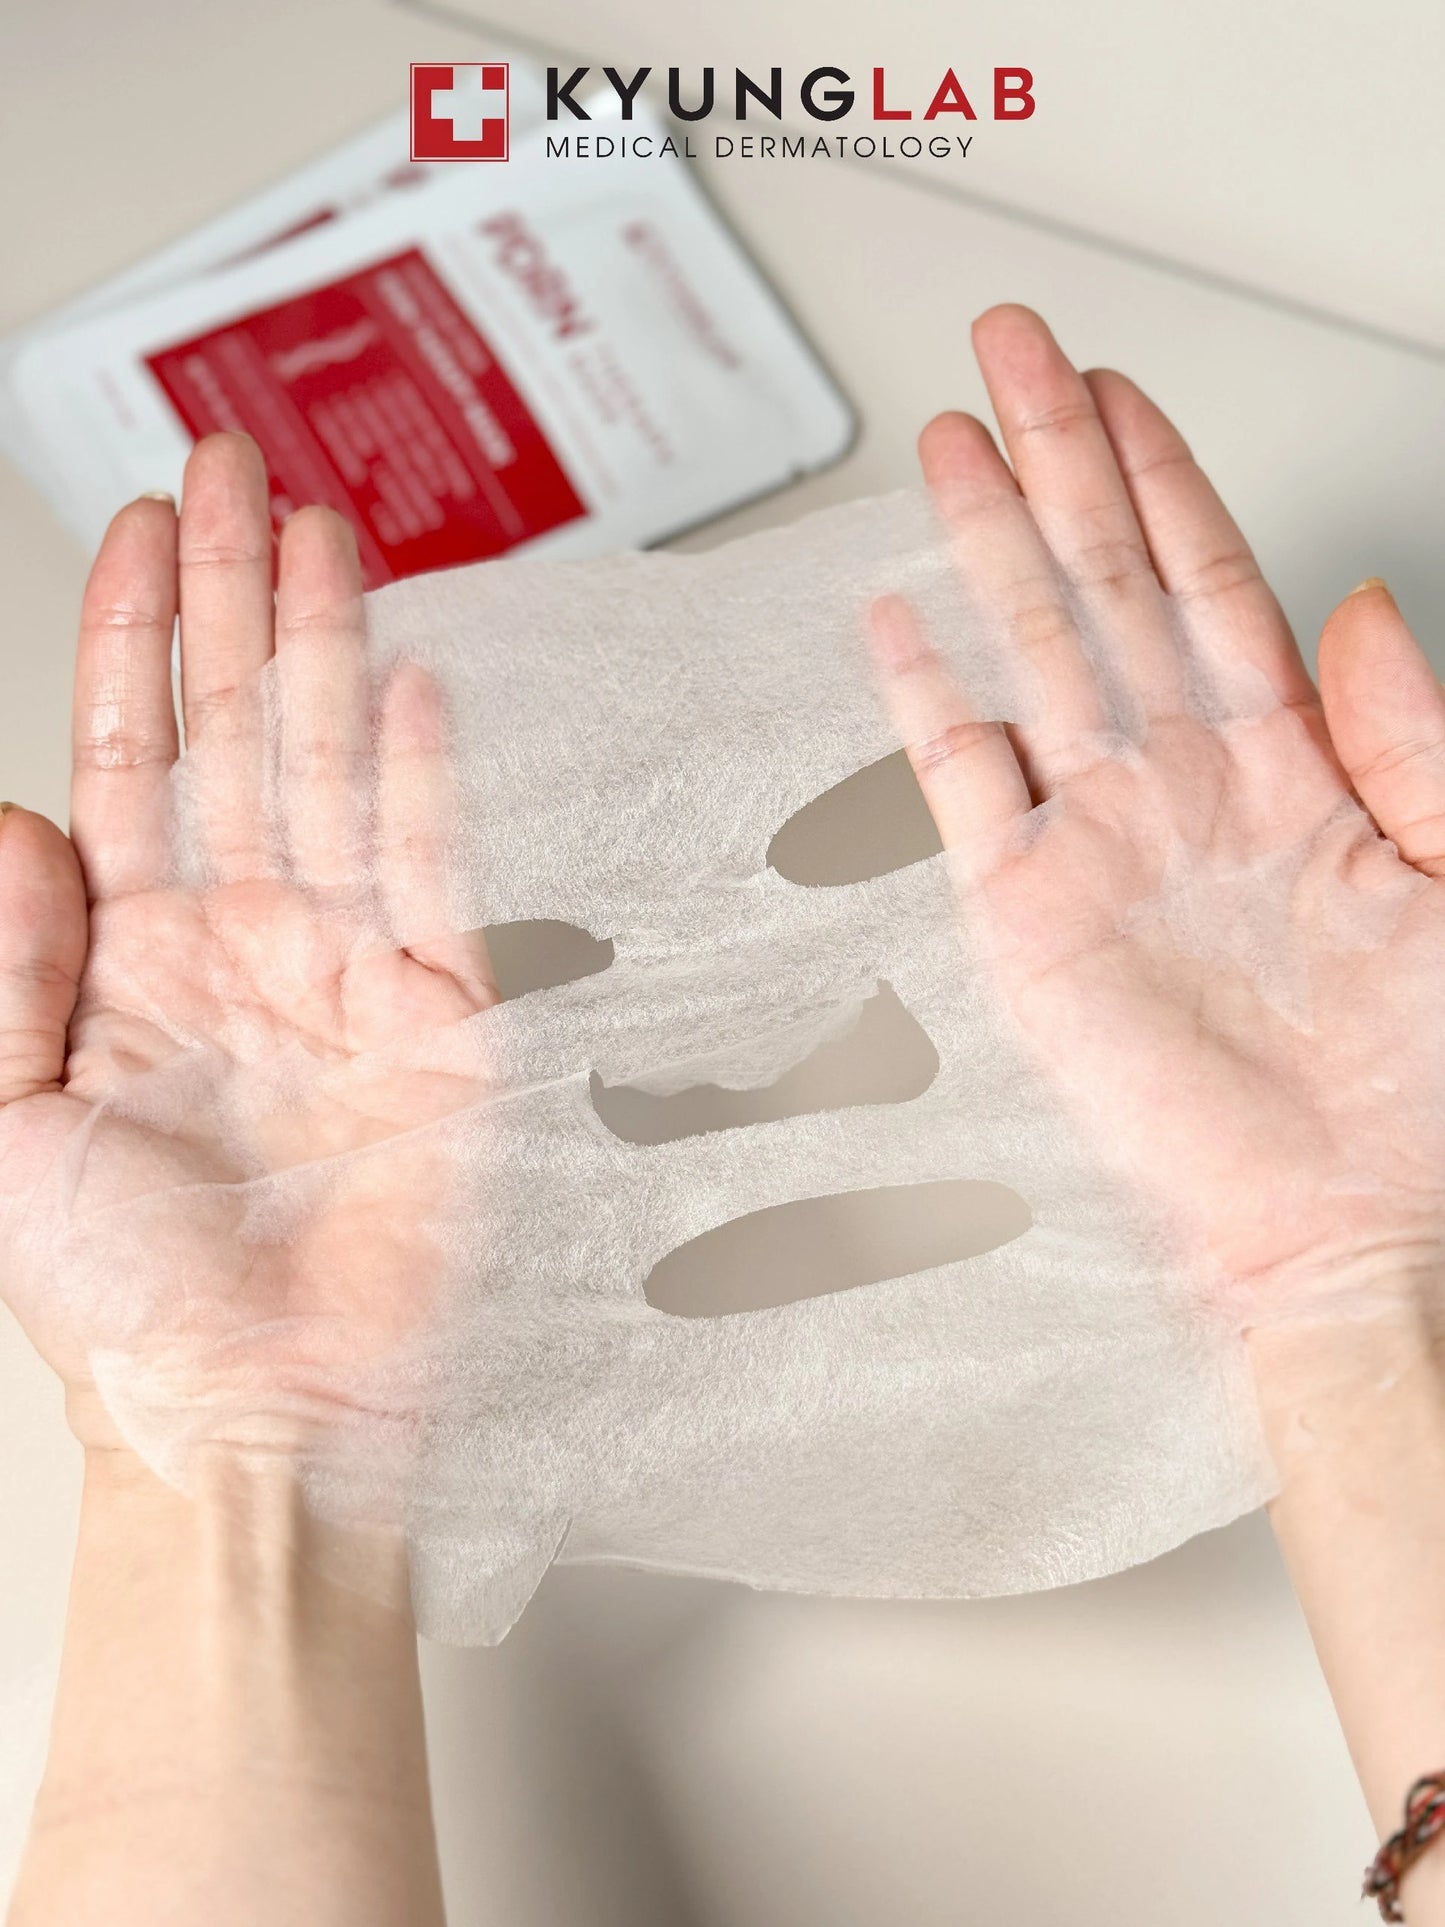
top-left (873, 307), bottom-right (1445, 1310)
top-left (0, 436), bottom-right (494, 1453)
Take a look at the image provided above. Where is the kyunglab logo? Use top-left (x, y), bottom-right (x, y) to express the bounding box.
top-left (546, 66), bottom-right (1035, 124)
top-left (410, 63), bottom-right (1035, 165)
top-left (411, 63), bottom-right (510, 161)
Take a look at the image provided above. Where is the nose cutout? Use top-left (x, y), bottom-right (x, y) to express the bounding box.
top-left (644, 1178), bottom-right (1031, 1317)
top-left (767, 748), bottom-right (941, 886)
top-left (591, 982), bottom-right (938, 1144)
top-left (479, 919), bottom-right (615, 1000)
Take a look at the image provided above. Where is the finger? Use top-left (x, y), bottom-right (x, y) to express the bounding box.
top-left (918, 410), bottom-right (1106, 786)
top-left (1083, 367), bottom-right (1316, 713)
top-left (274, 507), bottom-right (371, 894)
top-left (70, 495), bottom-right (179, 900)
top-left (0, 807), bottom-right (87, 1104)
top-left (970, 306), bottom-right (1182, 717)
top-left (867, 594), bottom-right (1032, 856)
top-left (177, 433), bottom-right (275, 880)
top-left (376, 662), bottom-right (497, 1006)
top-left (1318, 580), bottom-right (1445, 877)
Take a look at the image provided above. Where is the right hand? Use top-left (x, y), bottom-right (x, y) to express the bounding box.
top-left (870, 305), bottom-right (1445, 1320)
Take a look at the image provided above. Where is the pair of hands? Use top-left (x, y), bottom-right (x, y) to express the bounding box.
top-left (0, 303), bottom-right (1442, 1460)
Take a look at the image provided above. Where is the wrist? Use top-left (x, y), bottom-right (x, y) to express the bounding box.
top-left (1239, 1256), bottom-right (1445, 1900)
top-left (1242, 1251), bottom-right (1445, 1442)
top-left (28, 1446), bottom-right (423, 1838)
top-left (20, 1443), bottom-right (441, 1927)
top-left (79, 1437), bottom-right (413, 1616)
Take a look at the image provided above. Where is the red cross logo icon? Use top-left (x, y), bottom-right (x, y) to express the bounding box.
top-left (410, 63), bottom-right (510, 162)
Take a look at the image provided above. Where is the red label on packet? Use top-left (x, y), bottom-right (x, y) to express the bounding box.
top-left (144, 248), bottom-right (586, 586)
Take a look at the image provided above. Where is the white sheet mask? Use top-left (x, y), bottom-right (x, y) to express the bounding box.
top-left (14, 486), bottom-right (1439, 1643)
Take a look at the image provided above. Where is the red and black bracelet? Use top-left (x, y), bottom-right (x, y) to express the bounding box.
top-left (1364, 1774), bottom-right (1445, 1921)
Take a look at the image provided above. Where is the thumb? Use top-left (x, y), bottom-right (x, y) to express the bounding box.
top-left (1318, 579), bottom-right (1445, 878)
top-left (0, 805), bottom-right (87, 1104)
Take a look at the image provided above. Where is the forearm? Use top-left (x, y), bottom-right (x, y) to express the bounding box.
top-left (7, 1446), bottom-right (445, 1927)
top-left (1249, 1283), bottom-right (1445, 1924)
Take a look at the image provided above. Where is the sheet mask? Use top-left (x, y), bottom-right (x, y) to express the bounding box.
top-left (13, 485), bottom-right (1435, 1645)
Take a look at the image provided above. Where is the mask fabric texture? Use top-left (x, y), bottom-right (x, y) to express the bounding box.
top-left (25, 485), bottom-right (1404, 1643)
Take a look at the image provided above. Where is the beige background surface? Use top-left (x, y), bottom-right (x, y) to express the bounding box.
top-left (1, 2), bottom-right (1443, 1921)
top-left (432, 0), bottom-right (1445, 349)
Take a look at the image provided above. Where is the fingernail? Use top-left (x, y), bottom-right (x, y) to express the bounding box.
top-left (1348, 575), bottom-right (1389, 596)
top-left (0, 802), bottom-right (15, 818)
top-left (140, 490), bottom-right (175, 504)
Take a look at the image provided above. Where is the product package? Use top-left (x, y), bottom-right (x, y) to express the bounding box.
top-left (1, 91), bottom-right (852, 578)
top-left (0, 100), bottom-right (509, 502)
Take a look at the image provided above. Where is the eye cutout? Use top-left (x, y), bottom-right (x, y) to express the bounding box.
top-left (644, 1178), bottom-right (1031, 1317)
top-left (591, 981), bottom-right (938, 1145)
top-left (476, 920), bottom-right (615, 1001)
top-left (767, 748), bottom-right (942, 887)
